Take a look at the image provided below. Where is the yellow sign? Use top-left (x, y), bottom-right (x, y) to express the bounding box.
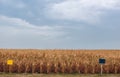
top-left (7, 60), bottom-right (13, 65)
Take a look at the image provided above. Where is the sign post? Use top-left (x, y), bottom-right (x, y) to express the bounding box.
top-left (99, 58), bottom-right (106, 75)
top-left (100, 64), bottom-right (103, 75)
top-left (7, 60), bottom-right (13, 73)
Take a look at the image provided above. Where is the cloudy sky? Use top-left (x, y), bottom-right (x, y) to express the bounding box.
top-left (0, 0), bottom-right (120, 49)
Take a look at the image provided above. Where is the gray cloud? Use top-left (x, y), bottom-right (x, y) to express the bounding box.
top-left (0, 15), bottom-right (68, 48)
top-left (0, 0), bottom-right (120, 49)
top-left (0, 15), bottom-right (65, 37)
top-left (45, 0), bottom-right (120, 23)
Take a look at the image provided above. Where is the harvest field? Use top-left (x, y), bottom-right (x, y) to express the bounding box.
top-left (0, 49), bottom-right (120, 74)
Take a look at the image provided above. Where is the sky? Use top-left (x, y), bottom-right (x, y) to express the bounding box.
top-left (0, 0), bottom-right (120, 49)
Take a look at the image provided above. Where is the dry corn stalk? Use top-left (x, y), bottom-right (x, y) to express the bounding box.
top-left (0, 49), bottom-right (120, 74)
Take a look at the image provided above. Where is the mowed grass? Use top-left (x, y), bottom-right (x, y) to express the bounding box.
top-left (0, 74), bottom-right (120, 77)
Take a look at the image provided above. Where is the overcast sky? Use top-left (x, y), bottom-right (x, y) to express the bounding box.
top-left (0, 0), bottom-right (120, 49)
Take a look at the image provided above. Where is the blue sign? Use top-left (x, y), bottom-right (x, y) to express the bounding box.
top-left (99, 58), bottom-right (106, 64)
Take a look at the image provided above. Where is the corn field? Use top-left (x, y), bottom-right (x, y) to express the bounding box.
top-left (0, 49), bottom-right (120, 74)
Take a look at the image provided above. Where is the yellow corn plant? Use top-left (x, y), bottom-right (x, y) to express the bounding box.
top-left (0, 49), bottom-right (120, 74)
